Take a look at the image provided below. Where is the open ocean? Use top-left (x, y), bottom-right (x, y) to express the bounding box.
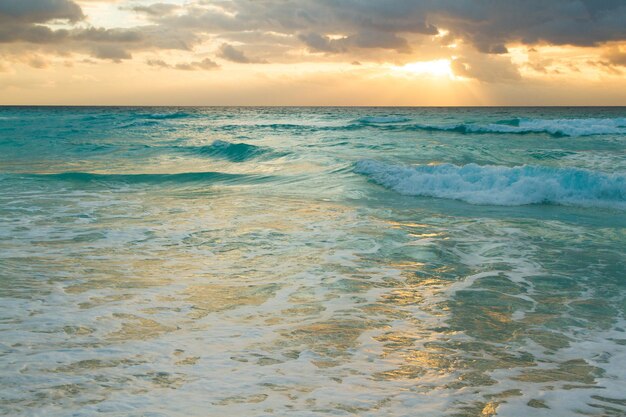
top-left (0, 106), bottom-right (625, 417)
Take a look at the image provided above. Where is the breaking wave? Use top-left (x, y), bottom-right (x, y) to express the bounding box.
top-left (355, 160), bottom-right (626, 209)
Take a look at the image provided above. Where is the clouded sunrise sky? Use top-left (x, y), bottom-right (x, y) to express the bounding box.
top-left (1, 0), bottom-right (625, 105)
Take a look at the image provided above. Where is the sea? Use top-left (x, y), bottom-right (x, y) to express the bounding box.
top-left (0, 107), bottom-right (625, 416)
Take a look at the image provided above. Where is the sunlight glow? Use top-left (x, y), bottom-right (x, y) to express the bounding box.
top-left (392, 59), bottom-right (454, 78)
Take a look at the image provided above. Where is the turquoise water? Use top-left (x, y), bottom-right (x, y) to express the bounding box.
top-left (0, 107), bottom-right (625, 416)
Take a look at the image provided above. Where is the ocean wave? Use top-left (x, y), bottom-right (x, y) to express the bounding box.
top-left (394, 117), bottom-right (626, 137)
top-left (17, 171), bottom-right (273, 185)
top-left (181, 140), bottom-right (282, 162)
top-left (356, 116), bottom-right (412, 124)
top-left (355, 160), bottom-right (626, 209)
top-left (224, 117), bottom-right (626, 136)
top-left (142, 112), bottom-right (193, 120)
top-left (117, 120), bottom-right (161, 129)
top-left (528, 149), bottom-right (577, 160)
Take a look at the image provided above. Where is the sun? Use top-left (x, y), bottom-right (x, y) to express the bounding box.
top-left (392, 59), bottom-right (455, 78)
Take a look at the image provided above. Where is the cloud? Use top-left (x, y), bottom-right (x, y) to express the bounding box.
top-left (218, 43), bottom-right (267, 63)
top-left (434, 0), bottom-right (626, 53)
top-left (0, 0), bottom-right (121, 61)
top-left (148, 0), bottom-right (626, 56)
top-left (91, 44), bottom-right (131, 61)
top-left (452, 54), bottom-right (521, 82)
top-left (0, 0), bottom-right (84, 23)
top-left (28, 56), bottom-right (49, 69)
top-left (131, 3), bottom-right (180, 17)
top-left (0, 0), bottom-right (82, 45)
top-left (298, 33), bottom-right (340, 53)
top-left (602, 45), bottom-right (626, 66)
top-left (0, 0), bottom-right (192, 61)
top-left (147, 57), bottom-right (219, 70)
top-left (299, 31), bottom-right (410, 54)
top-left (146, 58), bottom-right (169, 68)
top-left (3, 1), bottom-right (626, 56)
top-left (174, 58), bottom-right (218, 70)
top-left (72, 27), bottom-right (142, 43)
top-left (2, 0), bottom-right (626, 83)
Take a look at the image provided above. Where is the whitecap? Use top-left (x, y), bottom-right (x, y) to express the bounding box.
top-left (355, 160), bottom-right (626, 209)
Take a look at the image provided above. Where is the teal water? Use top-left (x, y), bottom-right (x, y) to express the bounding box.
top-left (0, 107), bottom-right (625, 416)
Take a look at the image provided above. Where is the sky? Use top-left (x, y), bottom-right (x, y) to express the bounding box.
top-left (1, 0), bottom-right (625, 105)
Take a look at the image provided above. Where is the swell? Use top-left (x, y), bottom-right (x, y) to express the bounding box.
top-left (355, 116), bottom-right (412, 124)
top-left (355, 160), bottom-right (626, 209)
top-left (114, 111), bottom-right (196, 128)
top-left (14, 171), bottom-right (274, 185)
top-left (206, 117), bottom-right (626, 137)
top-left (362, 117), bottom-right (626, 137)
top-left (176, 140), bottom-right (285, 162)
top-left (0, 140), bottom-right (285, 164)
top-left (141, 111), bottom-right (194, 120)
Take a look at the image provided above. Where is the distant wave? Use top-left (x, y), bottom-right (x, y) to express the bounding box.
top-left (117, 120), bottom-right (161, 129)
top-left (211, 117), bottom-right (626, 137)
top-left (142, 112), bottom-right (193, 120)
top-left (180, 140), bottom-right (283, 162)
top-left (381, 117), bottom-right (626, 137)
top-left (115, 112), bottom-right (194, 127)
top-left (355, 160), bottom-right (626, 209)
top-left (18, 171), bottom-right (273, 185)
top-left (356, 116), bottom-right (412, 124)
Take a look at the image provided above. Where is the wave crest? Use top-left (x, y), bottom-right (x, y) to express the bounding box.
top-left (355, 160), bottom-right (626, 209)
top-left (183, 140), bottom-right (282, 162)
top-left (18, 171), bottom-right (273, 185)
top-left (396, 117), bottom-right (626, 137)
top-left (143, 112), bottom-right (193, 120)
top-left (357, 116), bottom-right (411, 124)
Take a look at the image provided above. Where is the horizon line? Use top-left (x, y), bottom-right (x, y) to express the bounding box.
top-left (1, 105), bottom-right (625, 108)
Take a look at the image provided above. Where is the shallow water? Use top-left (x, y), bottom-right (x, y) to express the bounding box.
top-left (0, 107), bottom-right (625, 416)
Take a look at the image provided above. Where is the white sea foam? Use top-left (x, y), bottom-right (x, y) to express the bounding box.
top-left (355, 160), bottom-right (626, 209)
